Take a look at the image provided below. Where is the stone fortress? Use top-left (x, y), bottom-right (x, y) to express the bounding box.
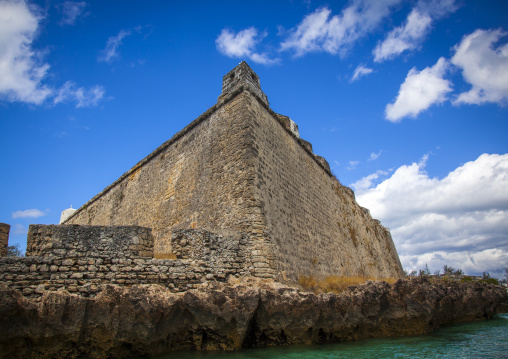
top-left (0, 62), bottom-right (403, 299)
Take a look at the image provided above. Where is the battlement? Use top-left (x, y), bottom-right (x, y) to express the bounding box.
top-left (219, 61), bottom-right (269, 106)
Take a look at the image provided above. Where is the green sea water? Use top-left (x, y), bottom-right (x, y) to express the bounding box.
top-left (153, 313), bottom-right (508, 359)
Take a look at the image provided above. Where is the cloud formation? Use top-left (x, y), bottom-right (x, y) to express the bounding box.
top-left (99, 29), bottom-right (132, 63)
top-left (280, 1), bottom-right (402, 57)
top-left (374, 0), bottom-right (458, 62)
top-left (351, 169), bottom-right (388, 192)
top-left (215, 27), bottom-right (278, 65)
top-left (0, 0), bottom-right (104, 108)
top-left (12, 208), bottom-right (47, 219)
top-left (351, 65), bottom-right (373, 82)
top-left (452, 29), bottom-right (508, 105)
top-left (354, 153), bottom-right (508, 277)
top-left (60, 1), bottom-right (88, 26)
top-left (373, 10), bottom-right (431, 62)
top-left (368, 150), bottom-right (382, 161)
top-left (54, 81), bottom-right (105, 108)
top-left (0, 0), bottom-right (52, 104)
top-left (347, 160), bottom-right (359, 170)
top-left (385, 57), bottom-right (452, 122)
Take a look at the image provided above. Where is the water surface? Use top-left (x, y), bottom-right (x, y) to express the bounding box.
top-left (153, 314), bottom-right (508, 359)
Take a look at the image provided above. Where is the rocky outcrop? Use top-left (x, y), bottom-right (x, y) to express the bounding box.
top-left (0, 278), bottom-right (506, 359)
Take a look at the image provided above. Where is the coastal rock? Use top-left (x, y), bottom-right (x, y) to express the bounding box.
top-left (0, 278), bottom-right (506, 358)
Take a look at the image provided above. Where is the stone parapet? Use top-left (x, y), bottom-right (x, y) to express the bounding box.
top-left (171, 229), bottom-right (251, 267)
top-left (1, 225), bottom-right (259, 300)
top-left (26, 225), bottom-right (153, 259)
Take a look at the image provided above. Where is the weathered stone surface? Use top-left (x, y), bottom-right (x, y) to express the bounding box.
top-left (0, 228), bottom-right (255, 300)
top-left (26, 225), bottom-right (153, 259)
top-left (62, 61), bottom-right (403, 283)
top-left (0, 223), bottom-right (9, 257)
top-left (0, 278), bottom-right (506, 358)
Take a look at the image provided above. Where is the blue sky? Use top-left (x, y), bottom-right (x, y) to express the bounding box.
top-left (1, 0), bottom-right (507, 278)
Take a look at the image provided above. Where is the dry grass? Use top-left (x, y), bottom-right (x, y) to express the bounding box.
top-left (298, 275), bottom-right (397, 294)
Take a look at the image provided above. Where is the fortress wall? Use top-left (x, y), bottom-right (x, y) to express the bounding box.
top-left (0, 223), bottom-right (9, 257)
top-left (0, 256), bottom-right (210, 300)
top-left (1, 225), bottom-right (252, 300)
top-left (65, 93), bottom-right (258, 258)
top-left (170, 229), bottom-right (250, 270)
top-left (26, 225), bottom-right (153, 259)
top-left (243, 91), bottom-right (404, 282)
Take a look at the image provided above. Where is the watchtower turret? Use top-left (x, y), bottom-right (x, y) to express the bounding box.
top-left (218, 61), bottom-right (269, 106)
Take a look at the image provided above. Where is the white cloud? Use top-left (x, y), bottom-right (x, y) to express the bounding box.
top-left (99, 29), bottom-right (132, 63)
top-left (215, 27), bottom-right (278, 65)
top-left (0, 1), bottom-right (104, 108)
top-left (368, 150), bottom-right (382, 161)
top-left (347, 160), bottom-right (359, 170)
top-left (355, 153), bottom-right (508, 278)
top-left (373, 10), bottom-right (431, 62)
top-left (401, 248), bottom-right (508, 279)
top-left (451, 29), bottom-right (508, 105)
top-left (53, 81), bottom-right (105, 108)
top-left (416, 0), bottom-right (458, 19)
top-left (98, 25), bottom-right (153, 65)
top-left (374, 0), bottom-right (457, 62)
top-left (0, 0), bottom-right (52, 104)
top-left (60, 1), bottom-right (87, 26)
top-left (385, 57), bottom-right (452, 122)
top-left (12, 208), bottom-right (47, 219)
top-left (350, 65), bottom-right (373, 82)
top-left (351, 169), bottom-right (388, 192)
top-left (280, 1), bottom-right (402, 57)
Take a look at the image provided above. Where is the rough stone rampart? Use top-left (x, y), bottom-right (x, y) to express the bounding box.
top-left (26, 225), bottom-right (153, 259)
top-left (0, 256), bottom-right (203, 299)
top-left (65, 91), bottom-right (259, 260)
top-left (56, 61), bottom-right (403, 285)
top-left (244, 90), bottom-right (404, 281)
top-left (171, 229), bottom-right (251, 267)
top-left (0, 223), bottom-right (9, 257)
top-left (0, 225), bottom-right (252, 300)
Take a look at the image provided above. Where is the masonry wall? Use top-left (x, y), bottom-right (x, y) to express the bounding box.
top-left (65, 92), bottom-right (260, 261)
top-left (26, 225), bottom-right (154, 259)
top-left (242, 91), bottom-right (404, 282)
top-left (62, 78), bottom-right (403, 283)
top-left (0, 255), bottom-right (216, 300)
top-left (0, 223), bottom-right (9, 257)
top-left (0, 226), bottom-right (251, 300)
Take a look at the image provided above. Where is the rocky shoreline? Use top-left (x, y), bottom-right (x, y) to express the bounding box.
top-left (0, 277), bottom-right (507, 359)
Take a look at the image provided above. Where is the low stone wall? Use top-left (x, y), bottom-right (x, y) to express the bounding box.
top-left (0, 256), bottom-right (212, 300)
top-left (0, 225), bottom-right (254, 300)
top-left (26, 225), bottom-right (153, 259)
top-left (171, 229), bottom-right (251, 268)
top-left (0, 223), bottom-right (9, 257)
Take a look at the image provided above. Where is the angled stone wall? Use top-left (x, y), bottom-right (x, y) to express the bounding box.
top-left (61, 62), bottom-right (404, 284)
top-left (241, 89), bottom-right (404, 282)
top-left (65, 91), bottom-right (260, 260)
